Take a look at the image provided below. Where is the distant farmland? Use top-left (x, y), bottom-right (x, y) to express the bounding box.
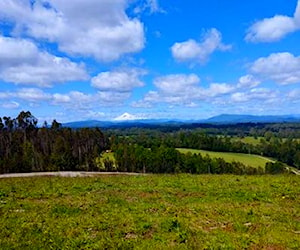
top-left (177, 148), bottom-right (273, 168)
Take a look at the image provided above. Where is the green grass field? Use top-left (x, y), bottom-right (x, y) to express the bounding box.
top-left (177, 148), bottom-right (273, 168)
top-left (0, 175), bottom-right (299, 249)
top-left (237, 136), bottom-right (263, 145)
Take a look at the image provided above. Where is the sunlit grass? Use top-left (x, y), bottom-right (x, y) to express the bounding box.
top-left (0, 175), bottom-right (299, 249)
top-left (177, 148), bottom-right (273, 168)
top-left (237, 136), bottom-right (263, 145)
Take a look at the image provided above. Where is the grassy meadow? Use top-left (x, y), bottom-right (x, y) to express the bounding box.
top-left (177, 148), bottom-right (273, 169)
top-left (232, 136), bottom-right (263, 146)
top-left (0, 175), bottom-right (300, 249)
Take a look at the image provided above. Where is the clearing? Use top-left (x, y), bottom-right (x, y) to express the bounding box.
top-left (177, 148), bottom-right (273, 168)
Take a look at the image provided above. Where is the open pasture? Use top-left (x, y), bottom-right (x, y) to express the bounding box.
top-left (0, 175), bottom-right (299, 249)
top-left (177, 148), bottom-right (273, 168)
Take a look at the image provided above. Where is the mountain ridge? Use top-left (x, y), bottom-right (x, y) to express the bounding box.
top-left (62, 114), bottom-right (300, 128)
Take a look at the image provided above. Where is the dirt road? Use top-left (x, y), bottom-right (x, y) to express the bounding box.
top-left (0, 172), bottom-right (144, 178)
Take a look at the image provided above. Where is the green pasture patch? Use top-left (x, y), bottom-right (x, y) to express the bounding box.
top-left (236, 136), bottom-right (263, 145)
top-left (177, 148), bottom-right (273, 168)
top-left (0, 175), bottom-right (299, 249)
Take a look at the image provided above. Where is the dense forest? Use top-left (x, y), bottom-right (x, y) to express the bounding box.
top-left (0, 111), bottom-right (298, 174)
top-left (0, 111), bottom-right (107, 173)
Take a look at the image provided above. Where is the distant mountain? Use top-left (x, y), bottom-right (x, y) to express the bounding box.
top-left (63, 120), bottom-right (113, 128)
top-left (63, 119), bottom-right (184, 128)
top-left (114, 112), bottom-right (141, 121)
top-left (63, 114), bottom-right (300, 128)
top-left (204, 114), bottom-right (300, 123)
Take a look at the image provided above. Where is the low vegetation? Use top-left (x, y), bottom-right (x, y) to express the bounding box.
top-left (0, 175), bottom-right (299, 249)
top-left (177, 148), bottom-right (273, 169)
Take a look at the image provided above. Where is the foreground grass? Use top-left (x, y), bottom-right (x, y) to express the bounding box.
top-left (0, 175), bottom-right (300, 249)
top-left (177, 148), bottom-right (272, 168)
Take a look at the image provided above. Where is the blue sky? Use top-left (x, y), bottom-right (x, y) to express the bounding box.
top-left (1, 0), bottom-right (300, 122)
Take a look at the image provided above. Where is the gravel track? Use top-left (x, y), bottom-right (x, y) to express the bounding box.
top-left (0, 172), bottom-right (145, 178)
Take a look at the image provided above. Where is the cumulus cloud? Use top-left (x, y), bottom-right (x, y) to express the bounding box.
top-left (246, 1), bottom-right (300, 42)
top-left (287, 89), bottom-right (300, 100)
top-left (52, 90), bottom-right (131, 107)
top-left (0, 87), bottom-right (131, 116)
top-left (0, 0), bottom-right (145, 61)
top-left (1, 101), bottom-right (20, 109)
top-left (206, 83), bottom-right (235, 97)
top-left (132, 74), bottom-right (202, 107)
top-left (171, 28), bottom-right (231, 64)
top-left (250, 52), bottom-right (300, 84)
top-left (91, 69), bottom-right (146, 92)
top-left (52, 93), bottom-right (71, 104)
top-left (133, 74), bottom-right (235, 108)
top-left (237, 75), bottom-right (261, 88)
top-left (15, 88), bottom-right (51, 102)
top-left (154, 74), bottom-right (200, 94)
top-left (146, 0), bottom-right (164, 13)
top-left (0, 88), bottom-right (51, 102)
top-left (231, 88), bottom-right (278, 103)
top-left (0, 36), bottom-right (88, 87)
top-left (97, 91), bottom-right (131, 105)
top-left (84, 111), bottom-right (106, 119)
top-left (52, 91), bottom-right (97, 110)
top-left (134, 0), bottom-right (165, 14)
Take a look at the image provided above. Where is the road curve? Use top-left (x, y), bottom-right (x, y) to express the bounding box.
top-left (0, 172), bottom-right (146, 179)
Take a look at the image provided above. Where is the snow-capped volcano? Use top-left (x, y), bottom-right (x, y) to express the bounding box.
top-left (114, 112), bottom-right (140, 121)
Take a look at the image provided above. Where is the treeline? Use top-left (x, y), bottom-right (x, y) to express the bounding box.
top-left (0, 111), bottom-right (107, 174)
top-left (111, 144), bottom-right (284, 175)
top-left (112, 131), bottom-right (300, 169)
top-left (104, 122), bottom-right (300, 138)
top-left (0, 111), bottom-right (292, 174)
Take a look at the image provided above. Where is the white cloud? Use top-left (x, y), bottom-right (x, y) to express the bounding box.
top-left (246, 1), bottom-right (300, 42)
top-left (237, 74), bottom-right (261, 88)
top-left (0, 87), bottom-right (131, 113)
top-left (84, 111), bottom-right (106, 120)
top-left (51, 90), bottom-right (131, 113)
top-left (97, 91), bottom-right (131, 105)
top-left (171, 28), bottom-right (231, 64)
top-left (206, 83), bottom-right (235, 97)
top-left (154, 74), bottom-right (200, 94)
top-left (91, 69), bottom-right (145, 92)
top-left (52, 90), bottom-right (132, 108)
top-left (16, 88), bottom-right (51, 102)
top-left (0, 36), bottom-right (88, 87)
top-left (0, 0), bottom-right (145, 61)
top-left (131, 90), bottom-right (159, 108)
top-left (250, 52), bottom-right (300, 84)
top-left (52, 91), bottom-right (96, 109)
top-left (287, 89), bottom-right (300, 100)
top-left (131, 100), bottom-right (153, 108)
top-left (134, 0), bottom-right (165, 14)
top-left (231, 88), bottom-right (278, 103)
top-left (231, 92), bottom-right (248, 103)
top-left (133, 74), bottom-right (235, 108)
top-left (1, 101), bottom-right (20, 109)
top-left (52, 93), bottom-right (71, 104)
top-left (0, 88), bottom-right (51, 102)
